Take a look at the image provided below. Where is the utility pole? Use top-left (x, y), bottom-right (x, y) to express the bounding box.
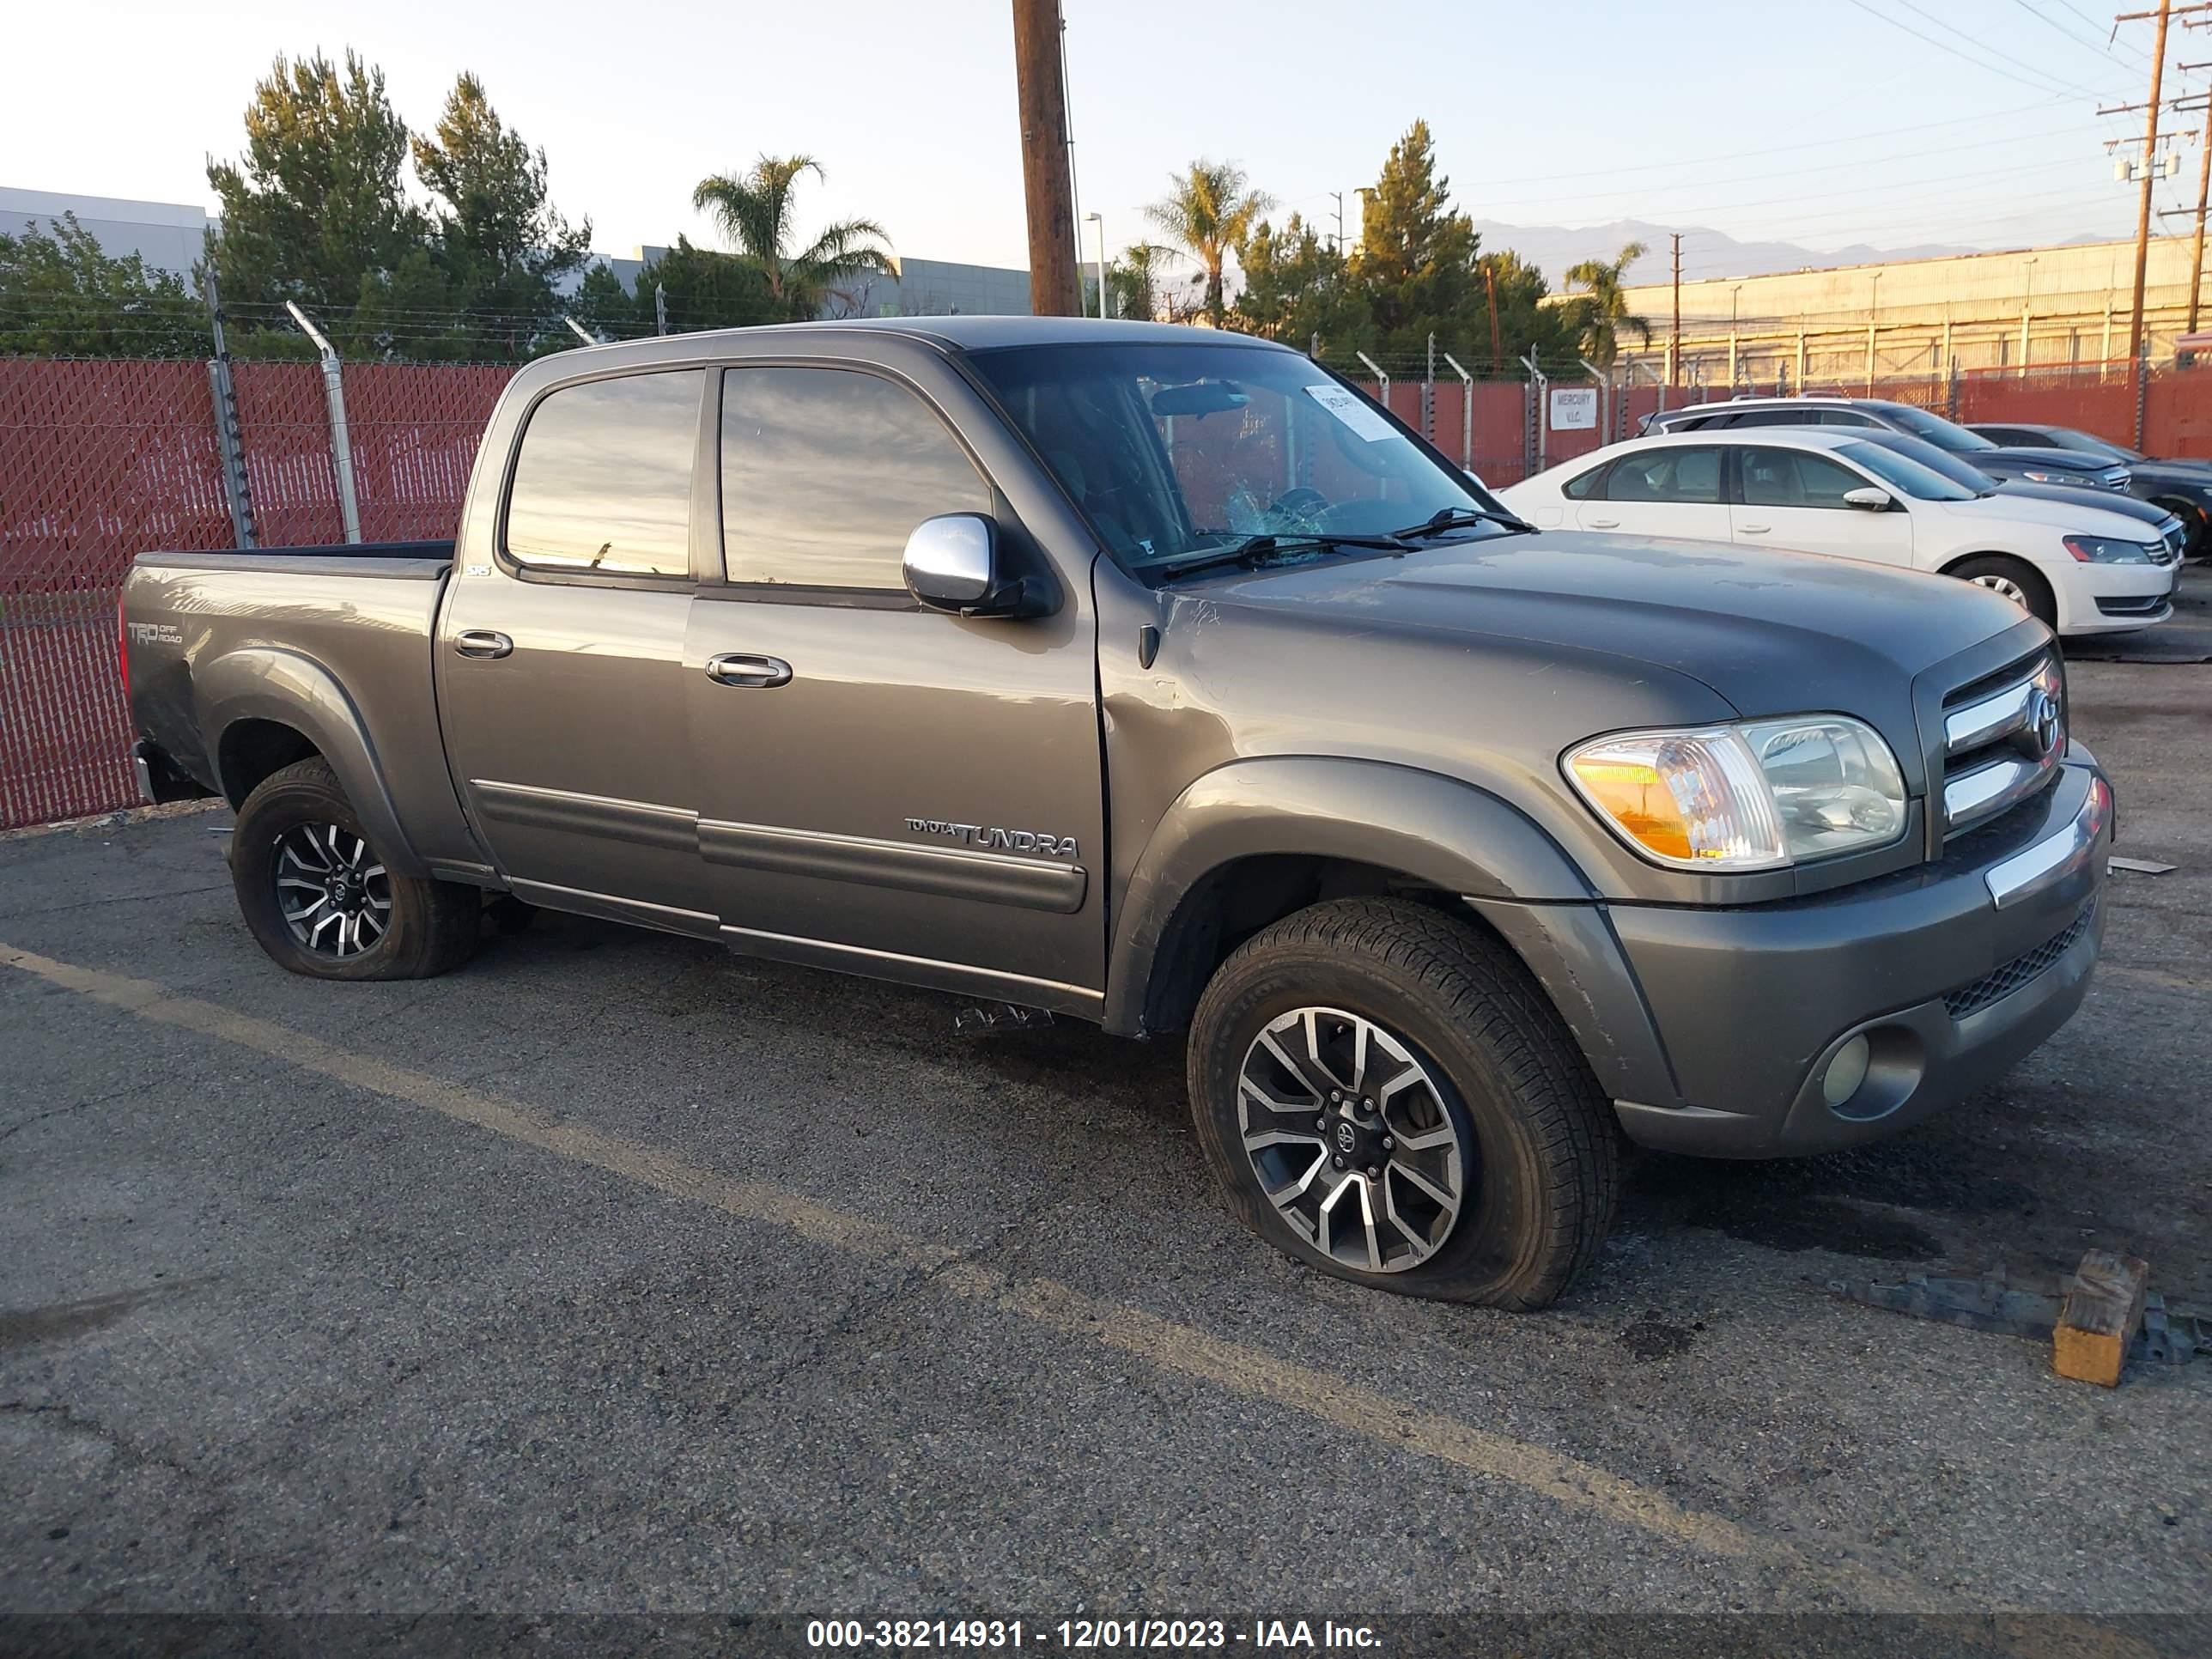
top-left (1483, 262), bottom-right (1502, 365)
top-left (2161, 59), bottom-right (2212, 333)
top-left (2108, 3), bottom-right (2195, 369)
top-left (1330, 191), bottom-right (1345, 252)
top-left (1012, 0), bottom-right (1082, 317)
top-left (1668, 232), bottom-right (1682, 385)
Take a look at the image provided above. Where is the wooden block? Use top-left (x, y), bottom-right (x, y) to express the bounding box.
top-left (2051, 1250), bottom-right (2149, 1388)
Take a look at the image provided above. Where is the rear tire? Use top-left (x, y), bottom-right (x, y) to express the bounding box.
top-left (1948, 555), bottom-right (2057, 629)
top-left (231, 757), bottom-right (480, 981)
top-left (1186, 898), bottom-right (1620, 1310)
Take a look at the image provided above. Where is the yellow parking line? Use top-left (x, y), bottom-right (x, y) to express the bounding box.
top-left (0, 941), bottom-right (2160, 1646)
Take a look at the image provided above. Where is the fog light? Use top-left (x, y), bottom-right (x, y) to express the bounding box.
top-left (1821, 1034), bottom-right (1871, 1108)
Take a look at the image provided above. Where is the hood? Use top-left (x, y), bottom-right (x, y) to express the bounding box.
top-left (1174, 527), bottom-right (2025, 731)
top-left (1967, 445), bottom-right (2119, 477)
top-left (1991, 479), bottom-right (2172, 526)
top-left (1932, 491), bottom-right (2163, 538)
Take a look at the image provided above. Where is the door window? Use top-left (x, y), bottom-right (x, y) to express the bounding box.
top-left (1597, 447), bottom-right (1723, 503)
top-left (1738, 448), bottom-right (1865, 508)
top-left (504, 371), bottom-right (703, 577)
top-left (720, 367), bottom-right (989, 591)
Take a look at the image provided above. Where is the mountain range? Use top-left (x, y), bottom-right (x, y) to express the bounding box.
top-left (1472, 219), bottom-right (2091, 290)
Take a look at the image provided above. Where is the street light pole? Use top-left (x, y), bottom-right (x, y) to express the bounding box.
top-left (1086, 211), bottom-right (1109, 319)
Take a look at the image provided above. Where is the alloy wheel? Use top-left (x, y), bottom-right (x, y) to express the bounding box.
top-left (274, 823), bottom-right (391, 958)
top-left (1236, 1006), bottom-right (1468, 1273)
top-left (1968, 572), bottom-right (2030, 608)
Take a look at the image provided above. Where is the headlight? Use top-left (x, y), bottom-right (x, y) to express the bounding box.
top-left (1565, 716), bottom-right (1909, 871)
top-left (2063, 534), bottom-right (2157, 563)
top-left (2019, 470), bottom-right (2099, 488)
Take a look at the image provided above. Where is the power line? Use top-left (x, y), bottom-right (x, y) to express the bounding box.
top-left (1844, 0), bottom-right (2114, 95)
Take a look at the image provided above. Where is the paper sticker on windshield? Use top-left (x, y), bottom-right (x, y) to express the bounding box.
top-left (1304, 384), bottom-right (1396, 441)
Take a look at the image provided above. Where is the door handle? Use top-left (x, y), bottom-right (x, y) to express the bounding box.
top-left (1738, 524), bottom-right (1771, 534)
top-left (705, 652), bottom-right (793, 689)
top-left (1586, 516), bottom-right (1620, 528)
top-left (453, 629), bottom-right (514, 659)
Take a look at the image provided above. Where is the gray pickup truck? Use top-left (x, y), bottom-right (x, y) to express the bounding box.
top-left (123, 317), bottom-right (2112, 1308)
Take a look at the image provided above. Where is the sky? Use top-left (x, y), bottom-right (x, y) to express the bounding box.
top-left (8, 0), bottom-right (2207, 284)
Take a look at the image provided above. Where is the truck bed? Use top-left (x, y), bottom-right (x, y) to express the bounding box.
top-left (121, 541), bottom-right (483, 878)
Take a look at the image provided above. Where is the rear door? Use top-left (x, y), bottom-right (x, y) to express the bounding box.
top-left (437, 368), bottom-right (716, 933)
top-left (684, 360), bottom-right (1107, 1008)
top-left (1728, 443), bottom-right (1914, 569)
top-left (1572, 444), bottom-right (1731, 541)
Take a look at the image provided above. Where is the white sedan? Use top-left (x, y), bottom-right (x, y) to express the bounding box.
top-left (1498, 428), bottom-right (2179, 635)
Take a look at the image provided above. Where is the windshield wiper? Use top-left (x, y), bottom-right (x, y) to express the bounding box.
top-left (1391, 505), bottom-right (1535, 538)
top-left (1152, 531), bottom-right (1412, 582)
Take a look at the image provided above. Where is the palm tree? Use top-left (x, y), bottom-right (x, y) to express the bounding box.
top-left (1106, 242), bottom-right (1176, 322)
top-left (1563, 240), bottom-right (1652, 368)
top-left (1145, 161), bottom-right (1273, 328)
top-left (690, 155), bottom-right (893, 319)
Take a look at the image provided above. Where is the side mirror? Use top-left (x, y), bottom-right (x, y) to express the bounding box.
top-left (901, 514), bottom-right (1052, 618)
top-left (1843, 486), bottom-right (1893, 512)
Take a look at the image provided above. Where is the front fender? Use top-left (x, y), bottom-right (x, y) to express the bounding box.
top-left (195, 647), bottom-right (427, 878)
top-left (1103, 757), bottom-right (1595, 1035)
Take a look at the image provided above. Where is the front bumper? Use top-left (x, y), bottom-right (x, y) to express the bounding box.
top-left (2060, 558), bottom-right (2180, 635)
top-left (1589, 755), bottom-right (2110, 1158)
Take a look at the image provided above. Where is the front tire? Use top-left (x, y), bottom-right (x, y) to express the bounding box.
top-left (231, 757), bottom-right (480, 981)
top-left (1948, 554), bottom-right (2057, 629)
top-left (1187, 898), bottom-right (1620, 1309)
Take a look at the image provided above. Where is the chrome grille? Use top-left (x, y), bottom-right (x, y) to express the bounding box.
top-left (1942, 896), bottom-right (2095, 1020)
top-left (1941, 650), bottom-right (2066, 839)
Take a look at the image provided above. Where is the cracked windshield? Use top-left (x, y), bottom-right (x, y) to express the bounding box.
top-left (970, 343), bottom-right (1506, 570)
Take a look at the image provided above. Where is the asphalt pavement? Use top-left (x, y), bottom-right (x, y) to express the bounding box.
top-left (2, 580), bottom-right (2208, 1658)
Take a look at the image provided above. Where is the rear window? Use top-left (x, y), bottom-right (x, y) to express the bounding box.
top-left (504, 371), bottom-right (703, 578)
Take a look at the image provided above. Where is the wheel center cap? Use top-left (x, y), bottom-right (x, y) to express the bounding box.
top-left (1333, 1120), bottom-right (1358, 1155)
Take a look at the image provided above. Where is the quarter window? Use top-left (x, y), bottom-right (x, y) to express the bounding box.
top-left (721, 367), bottom-right (989, 590)
top-left (1738, 448), bottom-right (1866, 508)
top-left (504, 371), bottom-right (702, 577)
top-left (1562, 461), bottom-right (1610, 500)
top-left (1598, 447), bottom-right (1723, 503)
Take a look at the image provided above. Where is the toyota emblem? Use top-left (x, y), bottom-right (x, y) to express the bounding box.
top-left (2026, 688), bottom-right (2060, 759)
top-left (1334, 1121), bottom-right (1358, 1154)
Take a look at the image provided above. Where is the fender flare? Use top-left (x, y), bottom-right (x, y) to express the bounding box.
top-left (194, 647), bottom-right (427, 878)
top-left (1103, 756), bottom-right (1597, 1036)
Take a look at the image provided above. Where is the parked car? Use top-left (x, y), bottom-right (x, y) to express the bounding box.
top-left (1968, 422), bottom-right (2212, 556)
top-left (122, 318), bottom-right (2112, 1310)
top-left (1844, 429), bottom-right (2191, 562)
top-left (1498, 428), bottom-right (2178, 634)
top-left (1641, 397), bottom-right (2130, 494)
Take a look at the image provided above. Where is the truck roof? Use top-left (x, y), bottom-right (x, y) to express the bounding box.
top-left (568, 314), bottom-right (1285, 362)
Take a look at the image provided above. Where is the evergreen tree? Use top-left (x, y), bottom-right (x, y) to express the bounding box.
top-left (411, 72), bottom-right (592, 358)
top-left (204, 51), bottom-right (424, 342)
top-left (1349, 119), bottom-right (1480, 353)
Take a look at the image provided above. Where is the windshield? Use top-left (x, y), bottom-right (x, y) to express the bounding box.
top-left (968, 342), bottom-right (1507, 572)
top-left (2050, 427), bottom-right (2142, 463)
top-left (1883, 404), bottom-right (1998, 454)
top-left (1838, 441), bottom-right (1979, 501)
top-left (1856, 433), bottom-right (1997, 494)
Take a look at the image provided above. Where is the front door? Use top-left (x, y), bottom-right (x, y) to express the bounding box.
top-left (1729, 445), bottom-right (1915, 569)
top-left (1573, 444), bottom-right (1732, 542)
top-left (438, 368), bottom-right (714, 933)
top-left (685, 363), bottom-right (1106, 1007)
